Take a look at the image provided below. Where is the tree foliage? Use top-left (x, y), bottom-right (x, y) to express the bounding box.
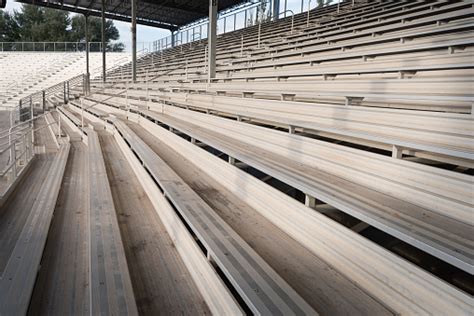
top-left (316, 0), bottom-right (333, 8)
top-left (0, 4), bottom-right (123, 51)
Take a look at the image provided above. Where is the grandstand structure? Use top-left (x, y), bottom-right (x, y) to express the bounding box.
top-left (0, 0), bottom-right (473, 315)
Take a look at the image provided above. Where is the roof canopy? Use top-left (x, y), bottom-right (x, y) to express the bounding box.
top-left (13, 0), bottom-right (248, 30)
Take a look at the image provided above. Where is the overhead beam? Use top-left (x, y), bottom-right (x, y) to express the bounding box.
top-left (14, 0), bottom-right (177, 29)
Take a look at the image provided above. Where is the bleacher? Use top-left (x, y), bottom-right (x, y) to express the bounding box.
top-left (0, 52), bottom-right (130, 108)
top-left (1, 0), bottom-right (473, 314)
top-left (85, 0), bottom-right (473, 309)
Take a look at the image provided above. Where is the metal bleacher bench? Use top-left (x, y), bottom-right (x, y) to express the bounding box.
top-left (112, 119), bottom-right (316, 315)
top-left (86, 128), bottom-right (138, 315)
top-left (136, 105), bottom-right (474, 274)
top-left (0, 140), bottom-right (70, 315)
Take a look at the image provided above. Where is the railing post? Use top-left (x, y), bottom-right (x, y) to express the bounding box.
top-left (126, 81), bottom-right (130, 114)
top-left (11, 143), bottom-right (17, 179)
top-left (307, 0), bottom-right (311, 27)
top-left (58, 113), bottom-right (61, 138)
top-left (23, 133), bottom-right (27, 163)
top-left (30, 98), bottom-right (35, 144)
top-left (257, 22), bottom-right (262, 48)
top-left (63, 82), bottom-right (67, 104)
top-left (28, 130), bottom-right (32, 160)
top-left (30, 96), bottom-right (33, 120)
top-left (21, 133), bottom-right (27, 165)
top-left (146, 70), bottom-right (149, 110)
top-left (42, 90), bottom-right (46, 112)
top-left (81, 98), bottom-right (84, 132)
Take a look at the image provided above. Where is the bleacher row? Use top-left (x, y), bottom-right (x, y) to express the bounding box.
top-left (0, 52), bottom-right (130, 108)
top-left (58, 97), bottom-right (471, 315)
top-left (84, 0), bottom-right (472, 306)
top-left (1, 0), bottom-right (472, 314)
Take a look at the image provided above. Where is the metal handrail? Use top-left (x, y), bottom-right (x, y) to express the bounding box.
top-left (277, 10), bottom-right (295, 33)
top-left (0, 42), bottom-right (103, 52)
top-left (0, 114), bottom-right (60, 180)
top-left (151, 2), bottom-right (260, 51)
top-left (92, 48), bottom-right (147, 80)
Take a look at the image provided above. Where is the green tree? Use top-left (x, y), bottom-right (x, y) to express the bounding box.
top-left (0, 4), bottom-right (124, 51)
top-left (316, 0), bottom-right (332, 8)
top-left (0, 10), bottom-right (20, 41)
top-left (69, 15), bottom-right (121, 51)
top-left (23, 6), bottom-right (69, 41)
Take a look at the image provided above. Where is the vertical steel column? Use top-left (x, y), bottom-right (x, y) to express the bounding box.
top-left (101, 0), bottom-right (107, 83)
top-left (85, 14), bottom-right (90, 95)
top-left (208, 0), bottom-right (217, 82)
top-left (131, 0), bottom-right (137, 82)
top-left (171, 31), bottom-right (176, 47)
top-left (272, 0), bottom-right (280, 20)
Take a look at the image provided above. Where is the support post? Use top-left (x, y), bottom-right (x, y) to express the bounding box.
top-left (171, 31), bottom-right (176, 48)
top-left (85, 14), bottom-right (90, 95)
top-left (58, 114), bottom-right (61, 138)
top-left (392, 145), bottom-right (403, 159)
top-left (81, 98), bottom-right (84, 132)
top-left (208, 0), bottom-right (217, 82)
top-left (131, 0), bottom-right (137, 82)
top-left (101, 0), bottom-right (107, 83)
top-left (272, 0), bottom-right (280, 20)
top-left (305, 194), bottom-right (316, 208)
top-left (42, 90), bottom-right (45, 112)
top-left (63, 82), bottom-right (67, 104)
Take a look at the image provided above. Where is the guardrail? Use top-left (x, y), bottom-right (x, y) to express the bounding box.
top-left (152, 2), bottom-right (262, 52)
top-left (0, 111), bottom-right (62, 198)
top-left (150, 0), bottom-right (353, 52)
top-left (0, 42), bottom-right (104, 52)
top-left (18, 74), bottom-right (85, 116)
top-left (92, 48), bottom-right (147, 81)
